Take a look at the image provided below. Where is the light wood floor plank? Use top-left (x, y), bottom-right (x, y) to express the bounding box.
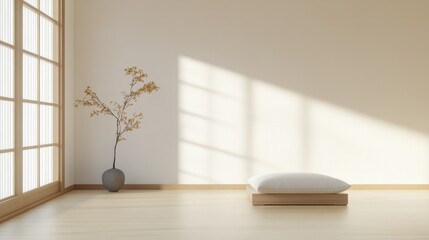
top-left (1, 190), bottom-right (429, 239)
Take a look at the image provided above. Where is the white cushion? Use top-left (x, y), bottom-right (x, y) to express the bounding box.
top-left (248, 173), bottom-right (350, 194)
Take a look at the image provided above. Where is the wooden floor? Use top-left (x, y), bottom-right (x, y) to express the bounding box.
top-left (1, 190), bottom-right (429, 239)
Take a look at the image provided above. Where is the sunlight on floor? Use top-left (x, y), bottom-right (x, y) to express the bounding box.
top-left (3, 190), bottom-right (429, 240)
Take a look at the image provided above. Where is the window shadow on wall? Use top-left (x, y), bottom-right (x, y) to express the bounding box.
top-left (178, 56), bottom-right (429, 184)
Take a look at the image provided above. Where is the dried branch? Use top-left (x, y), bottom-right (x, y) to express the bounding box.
top-left (75, 66), bottom-right (160, 168)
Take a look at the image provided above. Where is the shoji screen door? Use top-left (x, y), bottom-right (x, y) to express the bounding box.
top-left (0, 0), bottom-right (63, 219)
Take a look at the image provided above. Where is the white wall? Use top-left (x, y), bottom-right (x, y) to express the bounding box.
top-left (64, 0), bottom-right (74, 187)
top-left (73, 0), bottom-right (429, 184)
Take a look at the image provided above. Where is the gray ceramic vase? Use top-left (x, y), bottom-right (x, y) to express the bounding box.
top-left (102, 168), bottom-right (125, 192)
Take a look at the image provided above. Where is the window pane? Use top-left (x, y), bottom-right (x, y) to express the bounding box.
top-left (40, 0), bottom-right (58, 20)
top-left (40, 146), bottom-right (53, 186)
top-left (40, 104), bottom-right (54, 144)
top-left (40, 60), bottom-right (58, 103)
top-left (40, 17), bottom-right (58, 61)
top-left (0, 100), bottom-right (14, 150)
top-left (40, 0), bottom-right (52, 16)
top-left (0, 0), bottom-right (14, 44)
top-left (23, 149), bottom-right (38, 192)
top-left (23, 103), bottom-right (38, 147)
top-left (0, 45), bottom-right (14, 98)
top-left (40, 17), bottom-right (52, 59)
top-left (0, 152), bottom-right (14, 200)
top-left (23, 54), bottom-right (38, 100)
top-left (24, 0), bottom-right (38, 8)
top-left (23, 7), bottom-right (38, 54)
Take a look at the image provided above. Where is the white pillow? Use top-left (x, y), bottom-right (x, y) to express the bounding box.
top-left (248, 173), bottom-right (350, 194)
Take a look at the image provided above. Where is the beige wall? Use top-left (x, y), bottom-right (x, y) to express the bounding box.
top-left (64, 0), bottom-right (74, 187)
top-left (73, 0), bottom-right (429, 184)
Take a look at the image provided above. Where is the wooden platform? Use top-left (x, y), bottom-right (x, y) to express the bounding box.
top-left (247, 185), bottom-right (348, 206)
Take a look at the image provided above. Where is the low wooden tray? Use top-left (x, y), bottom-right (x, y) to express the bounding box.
top-left (247, 185), bottom-right (348, 206)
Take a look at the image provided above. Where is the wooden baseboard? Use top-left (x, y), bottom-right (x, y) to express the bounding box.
top-left (74, 184), bottom-right (246, 190)
top-left (73, 184), bottom-right (429, 191)
top-left (64, 185), bottom-right (75, 193)
top-left (349, 184), bottom-right (429, 190)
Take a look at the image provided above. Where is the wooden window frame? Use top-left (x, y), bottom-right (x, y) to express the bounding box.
top-left (0, 0), bottom-right (65, 220)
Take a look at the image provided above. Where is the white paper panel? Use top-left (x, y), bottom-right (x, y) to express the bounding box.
top-left (23, 54), bottom-right (38, 100)
top-left (24, 0), bottom-right (38, 8)
top-left (40, 0), bottom-right (53, 18)
top-left (0, 45), bottom-right (14, 98)
top-left (0, 100), bottom-right (14, 150)
top-left (0, 0), bottom-right (15, 44)
top-left (0, 0), bottom-right (14, 44)
top-left (40, 60), bottom-right (54, 103)
top-left (23, 149), bottom-right (38, 192)
top-left (40, 16), bottom-right (54, 60)
top-left (23, 103), bottom-right (38, 147)
top-left (40, 146), bottom-right (53, 186)
top-left (0, 152), bottom-right (14, 200)
top-left (40, 104), bottom-right (53, 144)
top-left (23, 6), bottom-right (38, 54)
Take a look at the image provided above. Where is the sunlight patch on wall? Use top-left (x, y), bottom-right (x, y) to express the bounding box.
top-left (250, 81), bottom-right (305, 175)
top-left (308, 102), bottom-right (429, 184)
top-left (178, 56), bottom-right (248, 183)
top-left (178, 56), bottom-right (429, 184)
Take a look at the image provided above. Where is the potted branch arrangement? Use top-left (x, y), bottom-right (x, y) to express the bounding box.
top-left (75, 66), bottom-right (159, 192)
